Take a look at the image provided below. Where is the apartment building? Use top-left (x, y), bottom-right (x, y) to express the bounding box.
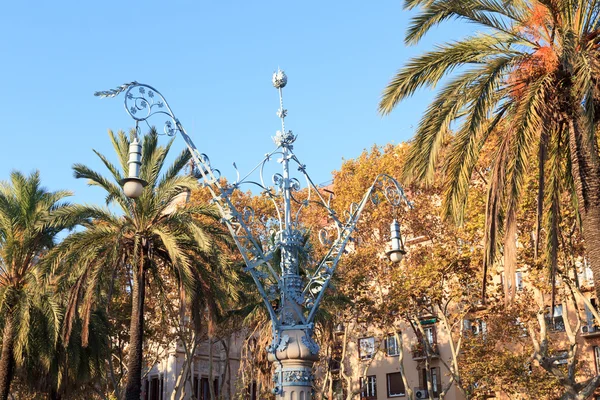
top-left (316, 259), bottom-right (600, 400)
top-left (141, 332), bottom-right (246, 400)
top-left (325, 318), bottom-right (462, 400)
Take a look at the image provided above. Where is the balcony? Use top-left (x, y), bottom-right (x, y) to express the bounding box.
top-left (411, 343), bottom-right (439, 360)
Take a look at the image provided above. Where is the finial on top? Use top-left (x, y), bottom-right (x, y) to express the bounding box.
top-left (272, 69), bottom-right (288, 89)
top-left (272, 68), bottom-right (295, 147)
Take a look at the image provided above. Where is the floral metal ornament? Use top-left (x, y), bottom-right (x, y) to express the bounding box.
top-left (95, 71), bottom-right (412, 398)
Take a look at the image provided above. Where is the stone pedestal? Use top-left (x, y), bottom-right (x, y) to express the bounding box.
top-left (268, 329), bottom-right (319, 400)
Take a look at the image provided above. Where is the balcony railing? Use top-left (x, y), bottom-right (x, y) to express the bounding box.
top-left (411, 343), bottom-right (439, 360)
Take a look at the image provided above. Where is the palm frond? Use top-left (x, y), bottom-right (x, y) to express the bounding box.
top-left (379, 33), bottom-right (524, 115)
top-left (482, 126), bottom-right (511, 301)
top-left (72, 164), bottom-right (130, 210)
top-left (402, 67), bottom-right (483, 183)
top-left (405, 0), bottom-right (530, 46)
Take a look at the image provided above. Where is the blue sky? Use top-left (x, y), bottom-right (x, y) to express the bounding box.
top-left (0, 1), bottom-right (474, 206)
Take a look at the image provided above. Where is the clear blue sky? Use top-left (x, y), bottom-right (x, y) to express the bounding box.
top-left (0, 1), bottom-right (474, 206)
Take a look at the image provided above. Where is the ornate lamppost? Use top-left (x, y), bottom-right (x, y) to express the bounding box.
top-left (95, 71), bottom-right (412, 400)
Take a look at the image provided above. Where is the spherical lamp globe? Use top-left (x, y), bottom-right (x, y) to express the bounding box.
top-left (121, 177), bottom-right (147, 199)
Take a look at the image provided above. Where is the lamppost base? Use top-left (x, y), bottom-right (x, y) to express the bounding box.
top-left (273, 359), bottom-right (314, 400)
top-left (268, 329), bottom-right (318, 400)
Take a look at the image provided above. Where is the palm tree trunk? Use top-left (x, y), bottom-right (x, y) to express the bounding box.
top-left (567, 119), bottom-right (600, 302)
top-left (48, 387), bottom-right (61, 400)
top-left (0, 313), bottom-right (15, 400)
top-left (124, 264), bottom-right (146, 400)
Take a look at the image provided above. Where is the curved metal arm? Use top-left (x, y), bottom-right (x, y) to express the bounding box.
top-left (95, 82), bottom-right (282, 326)
top-left (303, 173), bottom-right (412, 322)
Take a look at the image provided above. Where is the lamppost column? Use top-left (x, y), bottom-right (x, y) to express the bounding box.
top-left (270, 70), bottom-right (318, 399)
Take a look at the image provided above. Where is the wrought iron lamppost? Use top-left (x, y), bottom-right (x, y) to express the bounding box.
top-left (95, 71), bottom-right (412, 400)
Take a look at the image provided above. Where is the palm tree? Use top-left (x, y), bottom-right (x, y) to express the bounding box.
top-left (379, 0), bottom-right (600, 301)
top-left (0, 171), bottom-right (84, 400)
top-left (17, 307), bottom-right (109, 400)
top-left (48, 129), bottom-right (231, 400)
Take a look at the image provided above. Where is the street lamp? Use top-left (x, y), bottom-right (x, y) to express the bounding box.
top-left (95, 71), bottom-right (412, 399)
top-left (119, 134), bottom-right (147, 198)
top-left (387, 219), bottom-right (406, 263)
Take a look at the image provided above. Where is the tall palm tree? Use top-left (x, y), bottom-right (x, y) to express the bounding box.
top-left (379, 0), bottom-right (600, 301)
top-left (48, 129), bottom-right (231, 400)
top-left (0, 171), bottom-right (83, 400)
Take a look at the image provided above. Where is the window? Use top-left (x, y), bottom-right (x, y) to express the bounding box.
top-left (194, 376), bottom-right (218, 400)
top-left (515, 271), bottom-right (523, 291)
top-left (594, 347), bottom-right (600, 374)
top-left (419, 367), bottom-right (441, 397)
top-left (386, 372), bottom-right (406, 397)
top-left (359, 337), bottom-right (376, 360)
top-left (552, 350), bottom-right (569, 365)
top-left (146, 376), bottom-right (163, 400)
top-left (431, 368), bottom-right (439, 395)
top-left (423, 325), bottom-right (436, 345)
top-left (360, 375), bottom-right (377, 399)
top-left (515, 317), bottom-right (528, 337)
top-left (585, 265), bottom-right (594, 283)
top-left (546, 305), bottom-right (565, 332)
top-left (385, 334), bottom-right (400, 357)
top-left (584, 299), bottom-right (599, 331)
top-left (501, 272), bottom-right (524, 292)
top-left (471, 319), bottom-right (487, 336)
top-left (333, 379), bottom-right (344, 400)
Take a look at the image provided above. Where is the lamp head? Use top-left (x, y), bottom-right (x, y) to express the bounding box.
top-left (121, 177), bottom-right (147, 199)
top-left (387, 248), bottom-right (406, 263)
top-left (120, 136), bottom-right (148, 199)
top-left (387, 219), bottom-right (406, 263)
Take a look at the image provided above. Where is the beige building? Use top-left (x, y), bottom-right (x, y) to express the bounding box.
top-left (141, 332), bottom-right (247, 400)
top-left (138, 267), bottom-right (600, 400)
top-left (319, 261), bottom-right (600, 400)
top-left (326, 318), bottom-right (462, 400)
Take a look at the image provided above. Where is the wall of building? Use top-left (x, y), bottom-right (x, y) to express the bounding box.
top-left (142, 332), bottom-right (245, 400)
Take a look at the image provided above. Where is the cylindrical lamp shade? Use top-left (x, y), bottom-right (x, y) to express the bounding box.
top-left (387, 219), bottom-right (406, 263)
top-left (120, 137), bottom-right (148, 199)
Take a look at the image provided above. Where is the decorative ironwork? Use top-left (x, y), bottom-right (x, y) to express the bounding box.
top-left (273, 370), bottom-right (314, 387)
top-left (282, 370), bottom-right (313, 386)
top-left (301, 334), bottom-right (320, 355)
top-left (96, 70), bottom-right (412, 397)
top-left (277, 335), bottom-right (290, 352)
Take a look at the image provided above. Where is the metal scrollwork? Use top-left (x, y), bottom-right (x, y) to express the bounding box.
top-left (242, 206), bottom-right (255, 224)
top-left (283, 310), bottom-right (296, 325)
top-left (290, 178), bottom-right (301, 191)
top-left (100, 83), bottom-right (170, 129)
top-left (164, 120), bottom-right (177, 136)
top-left (273, 130), bottom-right (296, 147)
top-left (301, 333), bottom-right (320, 355)
top-left (273, 173), bottom-right (284, 189)
top-left (94, 82), bottom-right (138, 99)
top-left (277, 334), bottom-right (290, 352)
top-left (384, 183), bottom-right (403, 207)
top-left (370, 190), bottom-right (383, 205)
top-left (318, 228), bottom-right (333, 246)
